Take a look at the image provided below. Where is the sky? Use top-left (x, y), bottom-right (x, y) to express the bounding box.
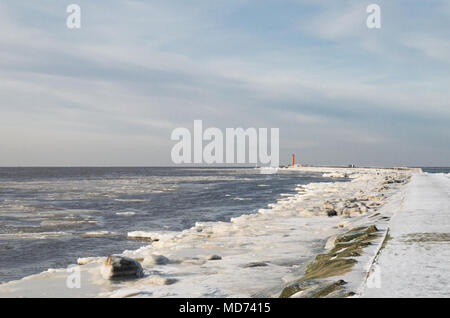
top-left (0, 0), bottom-right (449, 167)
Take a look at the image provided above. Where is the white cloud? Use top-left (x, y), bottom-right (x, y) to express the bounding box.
top-left (0, 0), bottom-right (449, 166)
top-left (402, 34), bottom-right (450, 63)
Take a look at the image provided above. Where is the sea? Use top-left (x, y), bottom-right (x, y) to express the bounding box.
top-left (0, 167), bottom-right (343, 283)
top-left (420, 167), bottom-right (450, 174)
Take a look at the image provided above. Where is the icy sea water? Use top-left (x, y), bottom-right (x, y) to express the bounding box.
top-left (0, 167), bottom-right (341, 283)
top-left (420, 167), bottom-right (450, 174)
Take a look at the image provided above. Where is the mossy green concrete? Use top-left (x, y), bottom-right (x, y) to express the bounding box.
top-left (279, 284), bottom-right (303, 298)
top-left (335, 225), bottom-right (378, 243)
top-left (303, 258), bottom-right (357, 280)
top-left (311, 280), bottom-right (346, 298)
top-left (280, 225), bottom-right (381, 298)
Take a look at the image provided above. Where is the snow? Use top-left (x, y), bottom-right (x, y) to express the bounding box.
top-left (116, 211), bottom-right (136, 216)
top-left (127, 231), bottom-right (176, 241)
top-left (81, 231), bottom-right (117, 237)
top-left (361, 173), bottom-right (450, 297)
top-left (77, 257), bottom-right (105, 265)
top-left (127, 231), bottom-right (154, 240)
top-left (0, 167), bottom-right (415, 298)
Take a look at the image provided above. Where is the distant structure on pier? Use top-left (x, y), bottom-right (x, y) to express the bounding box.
top-left (291, 154), bottom-right (295, 166)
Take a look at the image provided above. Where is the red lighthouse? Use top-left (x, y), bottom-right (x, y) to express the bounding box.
top-left (291, 154), bottom-right (295, 166)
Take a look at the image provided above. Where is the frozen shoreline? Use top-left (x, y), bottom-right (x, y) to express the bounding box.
top-left (0, 167), bottom-right (414, 298)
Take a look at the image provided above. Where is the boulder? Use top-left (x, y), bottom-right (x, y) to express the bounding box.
top-left (143, 254), bottom-right (170, 266)
top-left (241, 261), bottom-right (268, 268)
top-left (101, 255), bottom-right (144, 279)
top-left (141, 275), bottom-right (178, 285)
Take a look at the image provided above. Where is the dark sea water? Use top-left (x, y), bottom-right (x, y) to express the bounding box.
top-left (420, 167), bottom-right (450, 174)
top-left (0, 167), bottom-right (341, 283)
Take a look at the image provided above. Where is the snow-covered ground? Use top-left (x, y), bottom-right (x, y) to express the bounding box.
top-left (361, 172), bottom-right (450, 297)
top-left (0, 167), bottom-right (414, 298)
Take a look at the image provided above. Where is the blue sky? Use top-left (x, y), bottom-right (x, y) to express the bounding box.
top-left (0, 0), bottom-right (449, 166)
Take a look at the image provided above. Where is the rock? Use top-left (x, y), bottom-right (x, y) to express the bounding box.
top-left (143, 254), bottom-right (170, 266)
top-left (326, 209), bottom-right (337, 217)
top-left (141, 275), bottom-right (177, 285)
top-left (208, 254), bottom-right (222, 260)
top-left (241, 262), bottom-right (268, 268)
top-left (101, 255), bottom-right (144, 279)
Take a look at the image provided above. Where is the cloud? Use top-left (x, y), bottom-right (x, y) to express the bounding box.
top-left (304, 3), bottom-right (366, 40)
top-left (402, 35), bottom-right (450, 63)
top-left (0, 0), bottom-right (449, 166)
